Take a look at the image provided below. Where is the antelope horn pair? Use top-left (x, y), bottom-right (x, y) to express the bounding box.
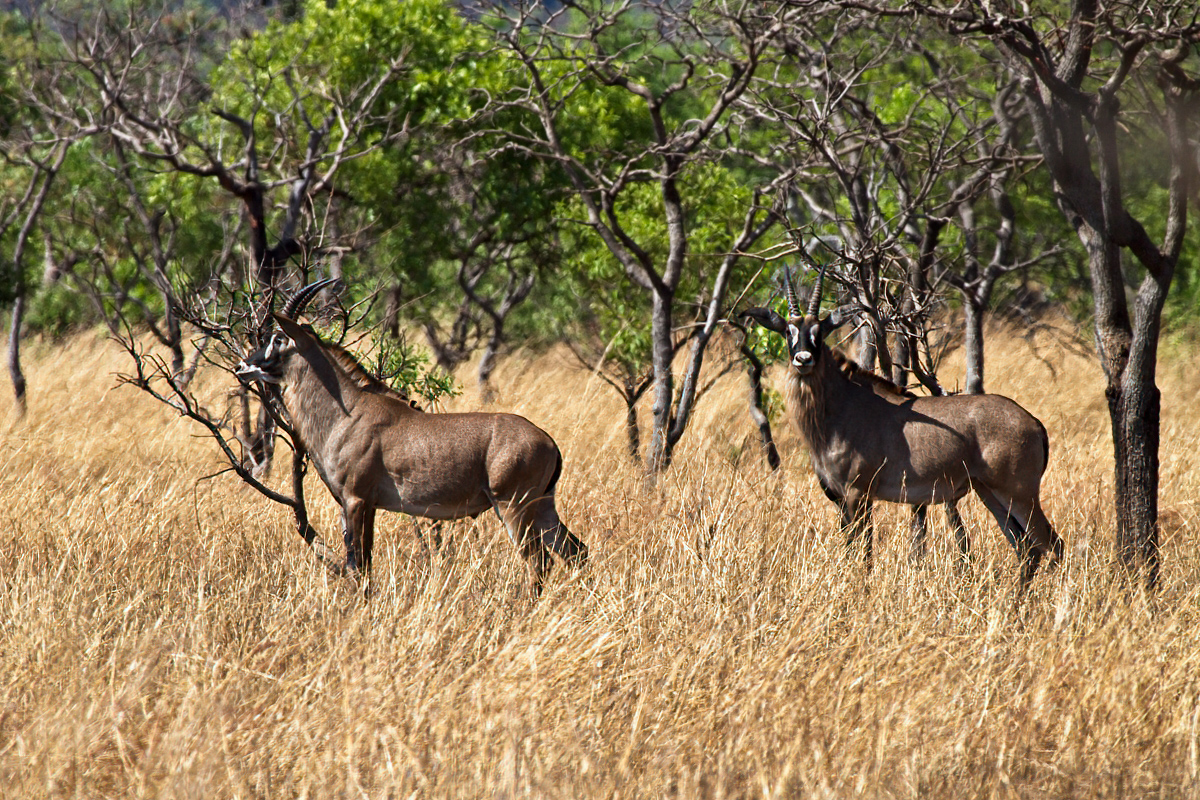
top-left (280, 277), bottom-right (338, 320)
top-left (783, 262), bottom-right (826, 320)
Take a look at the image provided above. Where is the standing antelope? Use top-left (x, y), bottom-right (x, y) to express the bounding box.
top-left (829, 349), bottom-right (970, 563)
top-left (743, 265), bottom-right (1062, 590)
top-left (236, 280), bottom-right (587, 597)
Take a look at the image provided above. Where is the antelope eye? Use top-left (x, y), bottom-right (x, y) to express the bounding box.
top-left (787, 324), bottom-right (800, 348)
top-left (809, 324), bottom-right (821, 344)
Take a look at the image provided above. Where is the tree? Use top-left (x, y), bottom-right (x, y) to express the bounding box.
top-left (902, 0), bottom-right (1200, 586)
top-left (475, 0), bottom-right (789, 476)
top-left (548, 165), bottom-right (772, 464)
top-left (0, 10), bottom-right (83, 415)
top-left (743, 11), bottom-right (1064, 398)
top-left (252, 0), bottom-right (559, 400)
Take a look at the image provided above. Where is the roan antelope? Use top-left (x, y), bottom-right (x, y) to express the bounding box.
top-left (236, 279), bottom-right (587, 597)
top-left (743, 265), bottom-right (1062, 591)
top-left (831, 349), bottom-right (970, 563)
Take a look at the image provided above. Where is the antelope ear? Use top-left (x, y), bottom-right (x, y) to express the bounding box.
top-left (819, 307), bottom-right (851, 339)
top-left (741, 307), bottom-right (786, 334)
top-left (272, 313), bottom-right (321, 352)
top-left (272, 314), bottom-right (326, 362)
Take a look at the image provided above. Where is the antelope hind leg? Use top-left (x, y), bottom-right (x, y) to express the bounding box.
top-left (489, 493), bottom-right (553, 600)
top-left (519, 528), bottom-right (552, 601)
top-left (1027, 499), bottom-right (1063, 565)
top-left (974, 488), bottom-right (1047, 591)
top-left (531, 496), bottom-right (588, 568)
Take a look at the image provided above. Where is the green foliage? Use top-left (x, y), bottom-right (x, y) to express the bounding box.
top-left (24, 283), bottom-right (92, 336)
top-left (6, 0), bottom-right (1195, 376)
top-left (311, 321), bottom-right (458, 406)
top-left (542, 162), bottom-right (781, 377)
top-left (368, 333), bottom-right (460, 407)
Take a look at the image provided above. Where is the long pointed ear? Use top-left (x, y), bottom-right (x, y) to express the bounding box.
top-left (271, 314), bottom-right (347, 411)
top-left (273, 313), bottom-right (321, 351)
top-left (818, 304), bottom-right (857, 340)
top-left (741, 307), bottom-right (787, 334)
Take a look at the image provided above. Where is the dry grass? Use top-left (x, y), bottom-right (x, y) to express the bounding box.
top-left (1, 321), bottom-right (1199, 799)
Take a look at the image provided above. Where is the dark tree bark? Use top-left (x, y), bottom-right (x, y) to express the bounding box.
top-left (623, 377), bottom-right (644, 465)
top-left (1, 141), bottom-right (69, 417)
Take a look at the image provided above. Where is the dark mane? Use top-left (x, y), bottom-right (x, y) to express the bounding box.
top-left (304, 325), bottom-right (422, 410)
top-left (830, 349), bottom-right (915, 398)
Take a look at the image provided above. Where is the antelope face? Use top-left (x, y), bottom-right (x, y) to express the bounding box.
top-left (236, 332), bottom-right (294, 385)
top-left (786, 317), bottom-right (823, 375)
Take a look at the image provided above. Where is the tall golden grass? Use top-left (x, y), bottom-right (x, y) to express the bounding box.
top-left (1, 321), bottom-right (1198, 799)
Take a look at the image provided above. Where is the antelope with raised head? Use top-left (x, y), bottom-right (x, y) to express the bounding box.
top-left (743, 265), bottom-right (1062, 591)
top-left (236, 279), bottom-right (587, 597)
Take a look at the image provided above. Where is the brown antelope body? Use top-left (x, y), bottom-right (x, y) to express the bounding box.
top-left (236, 281), bottom-right (587, 596)
top-left (744, 267), bottom-right (1062, 590)
top-left (829, 350), bottom-right (970, 562)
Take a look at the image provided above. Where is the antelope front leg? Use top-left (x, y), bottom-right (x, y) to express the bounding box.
top-left (341, 497), bottom-right (372, 594)
top-left (947, 502), bottom-right (970, 566)
top-left (908, 505), bottom-right (929, 562)
top-left (839, 492), bottom-right (875, 573)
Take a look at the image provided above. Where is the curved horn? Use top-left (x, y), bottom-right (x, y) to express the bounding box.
top-left (280, 278), bottom-right (336, 320)
top-left (783, 263), bottom-right (801, 319)
top-left (806, 262), bottom-right (826, 318)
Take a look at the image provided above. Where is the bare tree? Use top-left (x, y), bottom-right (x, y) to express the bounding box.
top-left (0, 6), bottom-right (96, 416)
top-left (30, 0), bottom-right (408, 472)
top-left (744, 12), bottom-right (1058, 397)
top-left (420, 225), bottom-right (545, 404)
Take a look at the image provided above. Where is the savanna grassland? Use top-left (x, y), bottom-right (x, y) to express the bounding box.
top-left (2, 321), bottom-right (1199, 799)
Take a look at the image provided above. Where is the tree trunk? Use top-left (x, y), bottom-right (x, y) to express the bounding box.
top-left (7, 293), bottom-right (27, 418)
top-left (656, 197), bottom-right (776, 475)
top-left (962, 296), bottom-right (985, 395)
top-left (624, 392), bottom-right (642, 465)
top-left (1109, 380), bottom-right (1160, 586)
top-left (889, 333), bottom-right (909, 388)
top-left (1101, 262), bottom-right (1173, 586)
top-left (646, 287), bottom-right (676, 476)
top-left (166, 303), bottom-right (185, 381)
top-left (382, 282), bottom-right (403, 339)
top-left (478, 326), bottom-right (501, 405)
top-left (855, 322), bottom-right (877, 372)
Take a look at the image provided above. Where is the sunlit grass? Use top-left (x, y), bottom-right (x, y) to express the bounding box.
top-left (1, 320), bottom-right (1198, 798)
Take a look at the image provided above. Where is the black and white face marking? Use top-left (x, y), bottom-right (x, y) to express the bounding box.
top-left (235, 332), bottom-right (294, 384)
top-left (786, 318), bottom-right (823, 374)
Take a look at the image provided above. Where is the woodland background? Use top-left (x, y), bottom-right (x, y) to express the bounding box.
top-left (2, 1), bottom-right (1200, 796)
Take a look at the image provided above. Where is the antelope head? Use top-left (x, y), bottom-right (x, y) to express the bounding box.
top-left (236, 278), bottom-right (336, 385)
top-left (742, 264), bottom-right (849, 376)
